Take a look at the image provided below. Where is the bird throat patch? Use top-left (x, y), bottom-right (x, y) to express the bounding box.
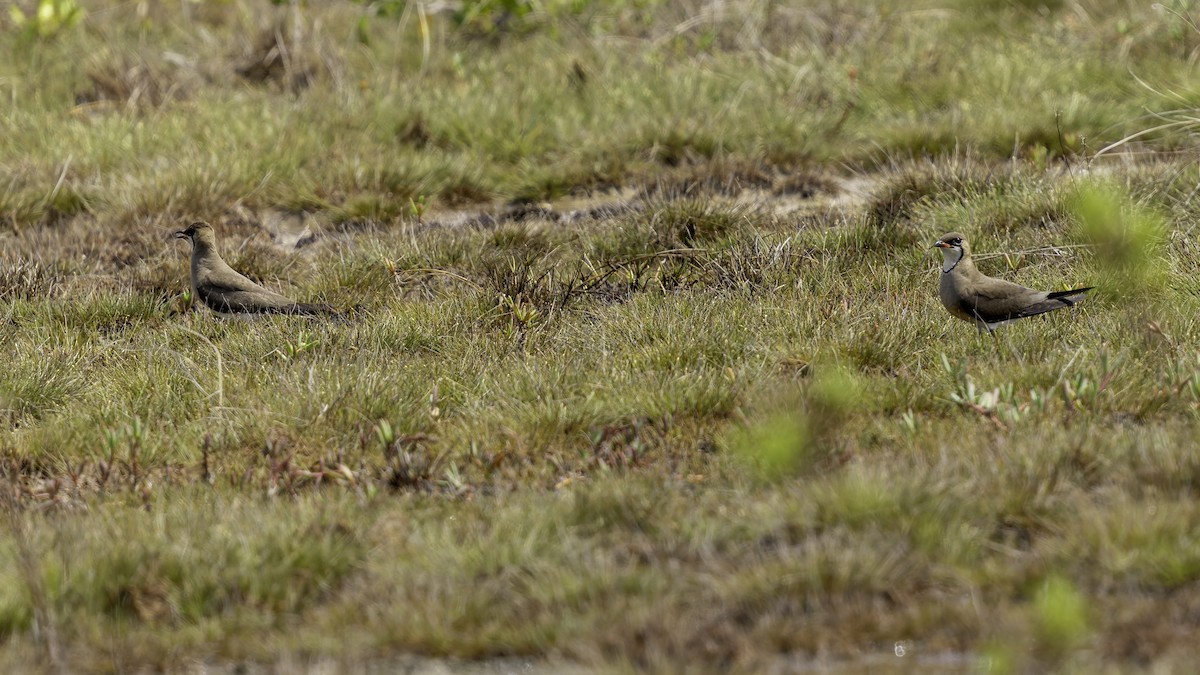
top-left (942, 249), bottom-right (963, 273)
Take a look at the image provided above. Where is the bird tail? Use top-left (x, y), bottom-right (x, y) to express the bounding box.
top-left (289, 303), bottom-right (347, 320)
top-left (1047, 287), bottom-right (1093, 304)
top-left (1019, 287), bottom-right (1093, 318)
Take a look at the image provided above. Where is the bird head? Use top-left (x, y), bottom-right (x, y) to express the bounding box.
top-left (932, 232), bottom-right (969, 272)
top-left (174, 221), bottom-right (216, 247)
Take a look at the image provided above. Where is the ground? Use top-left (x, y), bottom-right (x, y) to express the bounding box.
top-left (3, 1), bottom-right (1200, 673)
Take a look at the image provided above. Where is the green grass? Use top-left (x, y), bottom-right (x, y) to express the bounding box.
top-left (5, 0), bottom-right (1200, 672)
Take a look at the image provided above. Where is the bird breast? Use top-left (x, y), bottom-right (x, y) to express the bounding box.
top-left (938, 276), bottom-right (975, 322)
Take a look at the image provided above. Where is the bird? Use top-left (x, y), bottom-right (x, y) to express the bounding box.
top-left (932, 232), bottom-right (1092, 334)
top-left (174, 221), bottom-right (338, 317)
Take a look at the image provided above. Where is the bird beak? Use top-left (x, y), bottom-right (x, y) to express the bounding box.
top-left (932, 242), bottom-right (950, 249)
top-left (174, 230), bottom-right (189, 240)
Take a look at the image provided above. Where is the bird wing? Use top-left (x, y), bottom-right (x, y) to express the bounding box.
top-left (959, 277), bottom-right (1047, 323)
top-left (196, 279), bottom-right (299, 314)
top-left (1007, 287), bottom-right (1093, 319)
top-left (963, 278), bottom-right (1091, 323)
top-left (193, 258), bottom-right (337, 316)
top-left (200, 264), bottom-right (277, 294)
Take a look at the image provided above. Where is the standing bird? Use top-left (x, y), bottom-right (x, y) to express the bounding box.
top-left (174, 221), bottom-right (337, 317)
top-left (933, 232), bottom-right (1092, 334)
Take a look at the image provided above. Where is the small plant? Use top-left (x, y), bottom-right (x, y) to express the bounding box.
top-left (942, 354), bottom-right (1021, 425)
top-left (1160, 355), bottom-right (1200, 405)
top-left (1073, 182), bottom-right (1167, 302)
top-left (729, 414), bottom-right (810, 480)
top-left (455, 0), bottom-right (536, 27)
top-left (499, 292), bottom-right (541, 331)
top-left (374, 420), bottom-right (445, 491)
top-left (268, 332), bottom-right (320, 361)
top-left (177, 289), bottom-right (194, 313)
top-left (1058, 348), bottom-right (1121, 414)
top-left (9, 0), bottom-right (83, 39)
top-left (98, 417), bottom-right (147, 492)
top-left (1033, 575), bottom-right (1090, 661)
top-left (408, 195), bottom-right (427, 222)
top-left (729, 366), bottom-right (862, 480)
top-left (353, 0), bottom-right (574, 36)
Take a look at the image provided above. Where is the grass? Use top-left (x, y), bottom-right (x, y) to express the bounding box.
top-left (5, 0), bottom-right (1200, 672)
